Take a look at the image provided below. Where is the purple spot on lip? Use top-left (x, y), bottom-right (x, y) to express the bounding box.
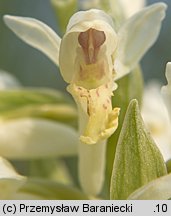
top-left (78, 28), bottom-right (106, 64)
top-left (103, 104), bottom-right (107, 110)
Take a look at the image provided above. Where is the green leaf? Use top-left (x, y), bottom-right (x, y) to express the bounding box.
top-left (0, 88), bottom-right (77, 125)
top-left (14, 178), bottom-right (89, 200)
top-left (110, 99), bottom-right (167, 200)
top-left (128, 173), bottom-right (171, 200)
top-left (51, 0), bottom-right (77, 35)
top-left (104, 66), bottom-right (143, 198)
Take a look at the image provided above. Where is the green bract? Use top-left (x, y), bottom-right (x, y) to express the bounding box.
top-left (0, 88), bottom-right (77, 123)
top-left (110, 100), bottom-right (167, 200)
top-left (105, 66), bottom-right (143, 197)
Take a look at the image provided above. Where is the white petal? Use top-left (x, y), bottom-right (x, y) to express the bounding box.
top-left (114, 3), bottom-right (167, 80)
top-left (161, 62), bottom-right (171, 121)
top-left (0, 118), bottom-right (78, 159)
top-left (4, 15), bottom-right (61, 66)
top-left (0, 157), bottom-right (25, 199)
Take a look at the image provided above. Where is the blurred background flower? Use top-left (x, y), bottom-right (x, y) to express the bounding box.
top-left (142, 82), bottom-right (171, 161)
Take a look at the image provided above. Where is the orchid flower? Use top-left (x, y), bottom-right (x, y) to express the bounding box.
top-left (3, 3), bottom-right (166, 195)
